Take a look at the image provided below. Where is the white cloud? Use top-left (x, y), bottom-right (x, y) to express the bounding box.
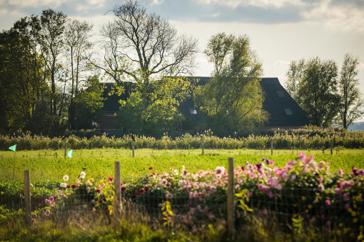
top-left (148, 0), bottom-right (164, 5)
top-left (195, 0), bottom-right (305, 9)
top-left (302, 0), bottom-right (364, 33)
top-left (87, 0), bottom-right (106, 6)
top-left (7, 0), bottom-right (67, 7)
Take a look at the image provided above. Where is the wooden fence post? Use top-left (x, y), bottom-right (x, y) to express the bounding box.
top-left (227, 157), bottom-right (235, 237)
top-left (201, 136), bottom-right (205, 155)
top-left (131, 143), bottom-right (135, 158)
top-left (64, 144), bottom-right (67, 159)
top-left (24, 170), bottom-right (32, 226)
top-left (113, 161), bottom-right (121, 225)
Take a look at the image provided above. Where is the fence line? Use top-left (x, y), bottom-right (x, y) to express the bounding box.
top-left (0, 157), bottom-right (361, 241)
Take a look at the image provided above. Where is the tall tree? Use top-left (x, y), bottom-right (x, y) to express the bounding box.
top-left (65, 19), bottom-right (93, 128)
top-left (93, 0), bottom-right (196, 85)
top-left (0, 19), bottom-right (48, 132)
top-left (204, 33), bottom-right (234, 75)
top-left (337, 54), bottom-right (363, 129)
top-left (198, 34), bottom-right (266, 135)
top-left (37, 9), bottom-right (67, 116)
top-left (296, 58), bottom-right (340, 127)
top-left (285, 59), bottom-right (305, 101)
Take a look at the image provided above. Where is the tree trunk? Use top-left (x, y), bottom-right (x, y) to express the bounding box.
top-left (69, 47), bottom-right (75, 129)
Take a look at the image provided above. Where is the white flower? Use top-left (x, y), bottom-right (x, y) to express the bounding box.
top-left (173, 169), bottom-right (179, 176)
top-left (215, 166), bottom-right (225, 176)
top-left (60, 182), bottom-right (67, 188)
top-left (63, 175), bottom-right (69, 182)
top-left (79, 171), bottom-right (86, 179)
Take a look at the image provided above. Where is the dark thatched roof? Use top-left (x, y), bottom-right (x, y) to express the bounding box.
top-left (260, 77), bottom-right (309, 127)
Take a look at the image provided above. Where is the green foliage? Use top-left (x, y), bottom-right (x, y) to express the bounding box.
top-left (337, 54), bottom-right (363, 129)
top-left (198, 33), bottom-right (266, 135)
top-left (235, 189), bottom-right (253, 214)
top-left (0, 218), bottom-right (197, 242)
top-left (285, 59), bottom-right (305, 101)
top-left (70, 76), bottom-right (104, 129)
top-left (297, 57), bottom-right (340, 127)
top-left (0, 180), bottom-right (54, 210)
top-left (287, 56), bottom-right (363, 128)
top-left (119, 77), bottom-right (190, 135)
top-left (161, 201), bottom-right (175, 226)
top-left (1, 128), bottom-right (364, 150)
top-left (0, 20), bottom-right (49, 132)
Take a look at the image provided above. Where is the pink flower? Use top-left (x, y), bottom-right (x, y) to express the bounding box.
top-left (325, 199), bottom-right (331, 206)
top-left (262, 158), bottom-right (274, 165)
top-left (343, 193), bottom-right (350, 201)
top-left (298, 152), bottom-right (314, 164)
top-left (45, 196), bottom-right (55, 206)
top-left (258, 184), bottom-right (273, 198)
top-left (256, 163), bottom-right (262, 173)
top-left (336, 180), bottom-right (353, 193)
top-left (298, 152), bottom-right (306, 161)
top-left (268, 177), bottom-right (282, 190)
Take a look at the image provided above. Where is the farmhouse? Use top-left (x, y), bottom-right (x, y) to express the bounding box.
top-left (97, 77), bottom-right (309, 131)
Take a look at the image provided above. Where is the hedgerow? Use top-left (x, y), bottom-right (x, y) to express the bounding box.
top-left (0, 129), bottom-right (364, 150)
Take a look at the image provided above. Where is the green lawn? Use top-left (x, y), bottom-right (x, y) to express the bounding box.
top-left (0, 148), bottom-right (363, 183)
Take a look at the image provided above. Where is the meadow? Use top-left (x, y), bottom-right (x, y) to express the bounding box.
top-left (1, 147), bottom-right (364, 241)
top-left (1, 148), bottom-right (364, 183)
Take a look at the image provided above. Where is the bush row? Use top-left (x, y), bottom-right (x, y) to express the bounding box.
top-left (0, 131), bottom-right (364, 150)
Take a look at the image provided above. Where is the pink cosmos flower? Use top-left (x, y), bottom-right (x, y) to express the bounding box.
top-left (262, 158), bottom-right (274, 165)
top-left (258, 184), bottom-right (273, 198)
top-left (298, 152), bottom-right (306, 161)
top-left (268, 177), bottom-right (282, 190)
top-left (45, 196), bottom-right (55, 206)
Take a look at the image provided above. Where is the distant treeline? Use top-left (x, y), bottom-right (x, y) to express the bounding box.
top-left (1, 129), bottom-right (364, 150)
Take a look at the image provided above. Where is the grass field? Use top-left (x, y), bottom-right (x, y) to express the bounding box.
top-left (1, 148), bottom-right (363, 183)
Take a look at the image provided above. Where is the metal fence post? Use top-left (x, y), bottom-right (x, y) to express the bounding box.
top-left (227, 157), bottom-right (235, 237)
top-left (270, 139), bottom-right (274, 155)
top-left (24, 170), bottom-right (32, 226)
top-left (114, 161), bottom-right (121, 225)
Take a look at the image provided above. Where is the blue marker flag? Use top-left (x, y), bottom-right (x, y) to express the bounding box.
top-left (9, 144), bottom-right (16, 152)
top-left (67, 149), bottom-right (73, 158)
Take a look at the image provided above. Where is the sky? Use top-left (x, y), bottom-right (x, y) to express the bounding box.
top-left (0, 0), bottom-right (364, 94)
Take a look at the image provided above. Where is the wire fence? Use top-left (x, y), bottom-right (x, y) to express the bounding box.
top-left (1, 159), bottom-right (363, 241)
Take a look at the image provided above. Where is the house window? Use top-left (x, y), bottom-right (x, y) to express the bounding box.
top-left (284, 108), bottom-right (293, 116)
top-left (277, 91), bottom-right (285, 98)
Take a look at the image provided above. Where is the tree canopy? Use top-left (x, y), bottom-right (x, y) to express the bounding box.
top-left (197, 34), bottom-right (266, 135)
